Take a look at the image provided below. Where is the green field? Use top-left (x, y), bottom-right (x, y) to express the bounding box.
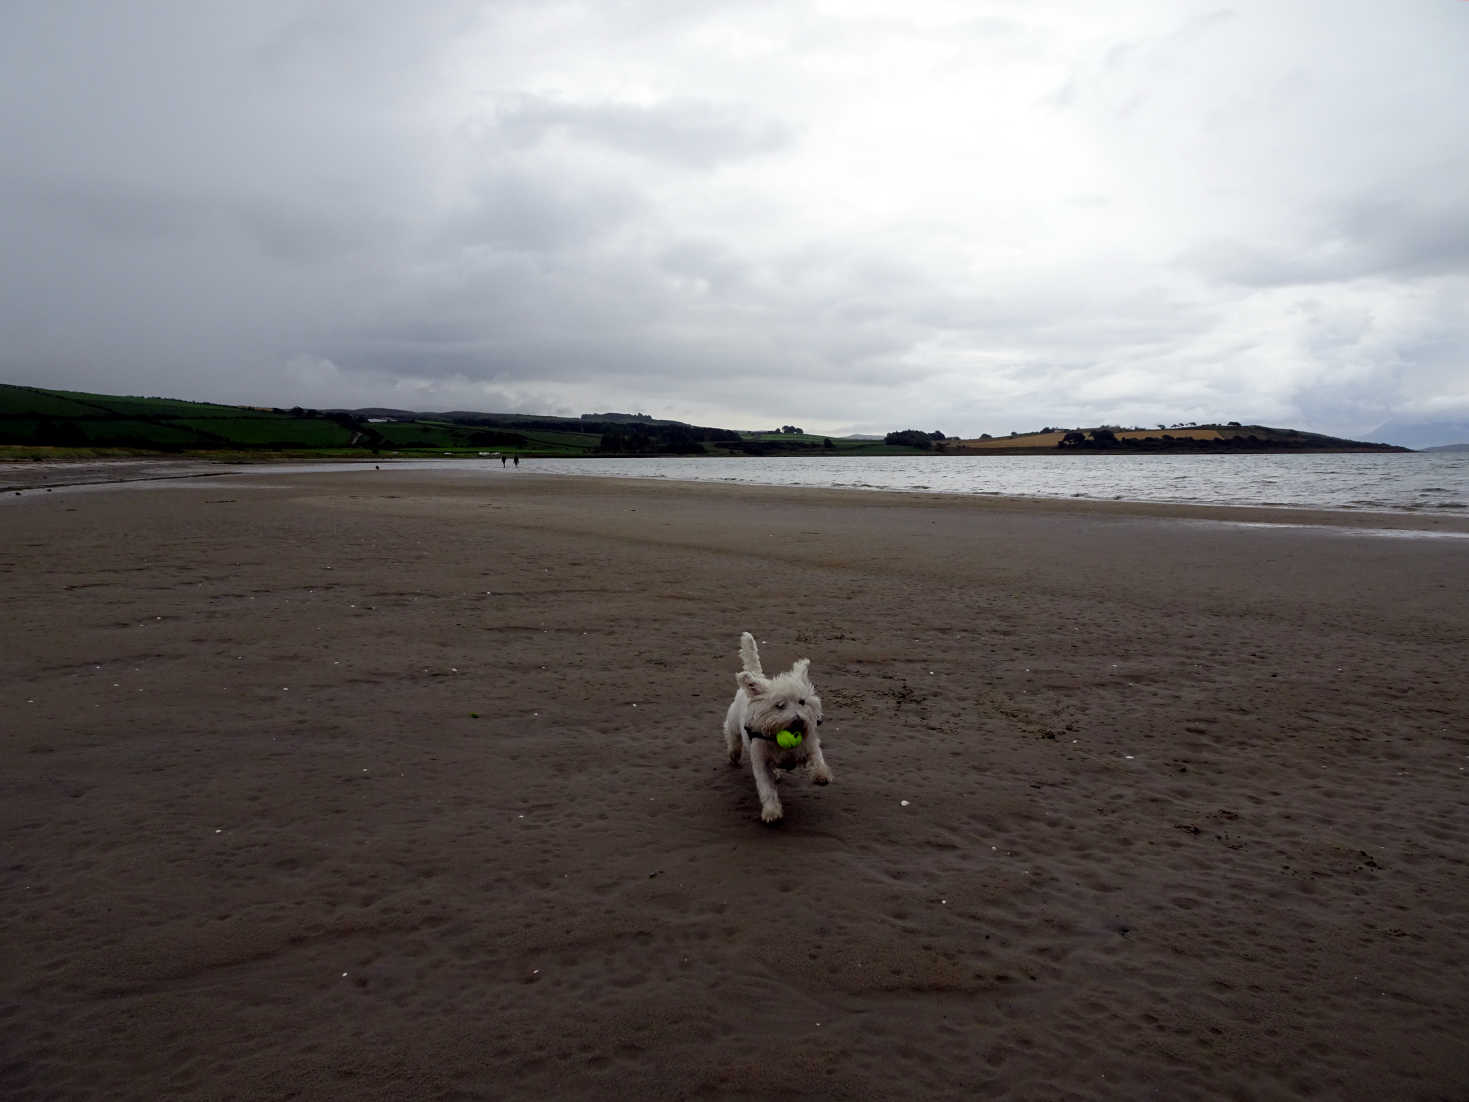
top-left (0, 385), bottom-right (360, 451)
top-left (0, 384), bottom-right (661, 456)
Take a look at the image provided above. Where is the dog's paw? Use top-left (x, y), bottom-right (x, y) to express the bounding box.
top-left (760, 801), bottom-right (784, 823)
top-left (727, 750), bottom-right (742, 766)
top-left (811, 764), bottom-right (833, 785)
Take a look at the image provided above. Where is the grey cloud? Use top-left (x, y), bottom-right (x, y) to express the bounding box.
top-left (440, 171), bottom-right (646, 254)
top-left (1334, 195), bottom-right (1469, 280)
top-left (1056, 7), bottom-right (1238, 122)
top-left (233, 198), bottom-right (392, 266)
top-left (488, 95), bottom-right (795, 170)
top-left (1169, 8), bottom-right (1237, 45)
top-left (248, 3), bottom-right (485, 94)
top-left (10, 175), bottom-right (393, 264)
top-left (1184, 191), bottom-right (1469, 288)
top-left (658, 239), bottom-right (752, 294)
top-left (20, 179), bottom-right (204, 244)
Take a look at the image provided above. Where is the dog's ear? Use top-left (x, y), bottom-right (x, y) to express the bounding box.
top-left (736, 670), bottom-right (766, 695)
top-left (792, 658), bottom-right (811, 682)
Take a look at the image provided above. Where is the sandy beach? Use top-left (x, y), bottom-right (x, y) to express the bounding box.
top-left (4, 467), bottom-right (1468, 1100)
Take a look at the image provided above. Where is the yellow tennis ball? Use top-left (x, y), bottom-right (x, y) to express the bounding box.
top-left (776, 730), bottom-right (803, 750)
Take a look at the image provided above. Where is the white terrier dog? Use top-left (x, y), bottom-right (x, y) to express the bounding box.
top-left (723, 632), bottom-right (832, 823)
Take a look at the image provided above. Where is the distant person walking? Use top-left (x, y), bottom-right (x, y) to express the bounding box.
top-left (501, 455), bottom-right (507, 468)
top-left (513, 455), bottom-right (519, 468)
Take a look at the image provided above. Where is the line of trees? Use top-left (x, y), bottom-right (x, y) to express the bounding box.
top-left (883, 430), bottom-right (947, 449)
top-left (597, 423), bottom-right (740, 454)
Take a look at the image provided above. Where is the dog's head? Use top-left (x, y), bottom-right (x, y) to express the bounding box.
top-left (737, 658), bottom-right (823, 740)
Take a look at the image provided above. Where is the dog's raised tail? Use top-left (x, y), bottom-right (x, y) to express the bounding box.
top-left (738, 631), bottom-right (763, 676)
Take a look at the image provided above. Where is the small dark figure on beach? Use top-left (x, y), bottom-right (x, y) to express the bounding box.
top-left (513, 455), bottom-right (519, 468)
top-left (501, 456), bottom-right (507, 467)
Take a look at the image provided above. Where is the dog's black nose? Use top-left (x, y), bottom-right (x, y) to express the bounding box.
top-left (787, 717), bottom-right (806, 734)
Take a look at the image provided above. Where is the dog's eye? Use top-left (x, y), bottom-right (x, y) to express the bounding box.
top-left (775, 699), bottom-right (786, 708)
top-left (799, 698), bottom-right (806, 705)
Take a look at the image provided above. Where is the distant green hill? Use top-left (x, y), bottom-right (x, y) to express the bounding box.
top-left (0, 383), bottom-right (605, 455)
top-left (0, 383), bottom-right (916, 457)
top-left (0, 382), bottom-right (1412, 458)
top-left (0, 384), bottom-right (834, 457)
top-left (0, 384), bottom-right (354, 450)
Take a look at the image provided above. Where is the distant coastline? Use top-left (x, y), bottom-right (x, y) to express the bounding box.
top-left (1, 381), bottom-right (1410, 459)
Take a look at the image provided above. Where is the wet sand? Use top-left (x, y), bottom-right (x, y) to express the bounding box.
top-left (4, 468), bottom-right (1468, 1099)
top-left (0, 458), bottom-right (240, 493)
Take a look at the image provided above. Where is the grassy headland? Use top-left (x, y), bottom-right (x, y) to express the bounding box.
top-left (0, 382), bottom-right (1406, 460)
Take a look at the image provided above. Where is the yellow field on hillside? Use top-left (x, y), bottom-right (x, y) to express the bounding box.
top-left (955, 431), bottom-right (1067, 448)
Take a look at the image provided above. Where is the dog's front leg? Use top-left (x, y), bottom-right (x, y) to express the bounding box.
top-left (806, 735), bottom-right (833, 785)
top-left (749, 742), bottom-right (784, 823)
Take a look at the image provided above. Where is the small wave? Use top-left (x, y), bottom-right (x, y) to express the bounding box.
top-left (523, 455), bottom-right (1469, 515)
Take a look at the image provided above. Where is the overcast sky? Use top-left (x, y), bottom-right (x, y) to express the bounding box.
top-left (2, 1), bottom-right (1466, 440)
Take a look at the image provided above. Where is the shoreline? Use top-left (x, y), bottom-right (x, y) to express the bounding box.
top-left (6, 469), bottom-right (1468, 1098)
top-left (5, 457), bottom-right (1469, 535)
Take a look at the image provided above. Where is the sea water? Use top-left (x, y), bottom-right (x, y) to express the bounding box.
top-left (525, 451), bottom-right (1468, 513)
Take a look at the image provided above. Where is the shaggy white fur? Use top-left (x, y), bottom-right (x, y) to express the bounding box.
top-left (723, 631), bottom-right (831, 823)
